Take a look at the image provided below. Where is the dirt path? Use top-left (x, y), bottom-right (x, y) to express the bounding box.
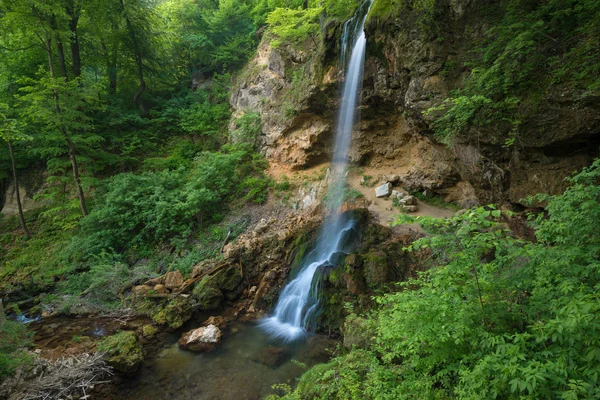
top-left (346, 165), bottom-right (455, 226)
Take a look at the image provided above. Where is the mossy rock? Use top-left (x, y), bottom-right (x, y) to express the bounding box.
top-left (151, 297), bottom-right (193, 329)
top-left (214, 265), bottom-right (244, 300)
top-left (97, 331), bottom-right (143, 375)
top-left (362, 250), bottom-right (390, 285)
top-left (343, 314), bottom-right (375, 349)
top-left (192, 276), bottom-right (224, 310)
top-left (142, 324), bottom-right (157, 337)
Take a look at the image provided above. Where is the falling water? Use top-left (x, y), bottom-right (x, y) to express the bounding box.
top-left (260, 0), bottom-right (372, 341)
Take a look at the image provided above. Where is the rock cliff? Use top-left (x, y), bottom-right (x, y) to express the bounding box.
top-left (230, 0), bottom-right (599, 207)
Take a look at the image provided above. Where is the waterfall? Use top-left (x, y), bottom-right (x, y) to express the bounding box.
top-left (260, 0), bottom-right (372, 341)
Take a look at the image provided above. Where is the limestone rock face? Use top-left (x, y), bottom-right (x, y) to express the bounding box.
top-left (228, 2), bottom-right (598, 207)
top-left (178, 324), bottom-right (222, 352)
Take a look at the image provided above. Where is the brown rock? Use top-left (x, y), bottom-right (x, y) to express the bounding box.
top-left (202, 316), bottom-right (226, 328)
top-left (164, 270), bottom-right (184, 289)
top-left (153, 284), bottom-right (168, 295)
top-left (252, 345), bottom-right (290, 368)
top-left (132, 285), bottom-right (154, 297)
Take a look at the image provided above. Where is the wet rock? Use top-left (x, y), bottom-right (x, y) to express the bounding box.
top-left (164, 271), bottom-right (184, 289)
top-left (192, 276), bottom-right (224, 311)
top-left (362, 250), bottom-right (390, 285)
top-left (202, 315), bottom-right (226, 329)
top-left (306, 335), bottom-right (337, 363)
top-left (178, 324), bottom-right (222, 352)
top-left (375, 182), bottom-right (392, 198)
top-left (252, 345), bottom-right (290, 368)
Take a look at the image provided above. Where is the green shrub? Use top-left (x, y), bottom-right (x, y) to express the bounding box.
top-left (278, 159), bottom-right (600, 399)
top-left (0, 321), bottom-right (33, 379)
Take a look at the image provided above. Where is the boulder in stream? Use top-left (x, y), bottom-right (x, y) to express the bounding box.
top-left (178, 324), bottom-right (222, 352)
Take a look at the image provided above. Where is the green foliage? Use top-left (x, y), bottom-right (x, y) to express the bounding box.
top-left (231, 111), bottom-right (262, 149)
top-left (67, 144), bottom-right (268, 259)
top-left (428, 0), bottom-right (600, 144)
top-left (281, 160), bottom-right (600, 399)
top-left (266, 6), bottom-right (322, 48)
top-left (0, 321), bottom-right (33, 379)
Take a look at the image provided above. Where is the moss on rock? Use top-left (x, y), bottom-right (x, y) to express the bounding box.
top-left (150, 297), bottom-right (193, 329)
top-left (97, 331), bottom-right (143, 375)
top-left (192, 276), bottom-right (224, 310)
top-left (213, 265), bottom-right (244, 300)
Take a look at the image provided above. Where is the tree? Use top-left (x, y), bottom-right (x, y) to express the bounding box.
top-left (0, 103), bottom-right (31, 237)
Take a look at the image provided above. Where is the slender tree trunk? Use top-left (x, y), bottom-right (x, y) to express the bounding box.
top-left (133, 53), bottom-right (147, 116)
top-left (303, 0), bottom-right (308, 9)
top-left (45, 37), bottom-right (88, 217)
top-left (0, 299), bottom-right (5, 327)
top-left (101, 36), bottom-right (118, 94)
top-left (55, 33), bottom-right (68, 78)
top-left (70, 21), bottom-right (81, 77)
top-left (7, 141), bottom-right (30, 238)
top-left (120, 0), bottom-right (147, 116)
top-left (49, 16), bottom-right (68, 79)
top-left (68, 1), bottom-right (81, 77)
top-left (66, 137), bottom-right (87, 216)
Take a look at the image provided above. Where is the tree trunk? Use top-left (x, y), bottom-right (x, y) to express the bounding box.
top-left (303, 0), bottom-right (308, 9)
top-left (55, 33), bottom-right (68, 78)
top-left (7, 141), bottom-right (30, 238)
top-left (67, 0), bottom-right (81, 77)
top-left (133, 53), bottom-right (147, 116)
top-left (101, 36), bottom-right (118, 94)
top-left (49, 16), bottom-right (68, 79)
top-left (70, 20), bottom-right (81, 77)
top-left (66, 137), bottom-right (88, 216)
top-left (0, 299), bottom-right (5, 327)
top-left (120, 0), bottom-right (147, 117)
top-left (45, 36), bottom-right (88, 217)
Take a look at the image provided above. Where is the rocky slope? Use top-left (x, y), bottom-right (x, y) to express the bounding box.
top-left (230, 0), bottom-right (599, 207)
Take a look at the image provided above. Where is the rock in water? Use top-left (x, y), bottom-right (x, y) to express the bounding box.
top-left (251, 345), bottom-right (290, 368)
top-left (178, 324), bottom-right (222, 352)
top-left (375, 183), bottom-right (392, 198)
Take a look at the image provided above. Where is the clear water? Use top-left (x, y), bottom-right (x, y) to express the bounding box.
top-left (118, 321), bottom-right (333, 400)
top-left (259, 0), bottom-right (373, 342)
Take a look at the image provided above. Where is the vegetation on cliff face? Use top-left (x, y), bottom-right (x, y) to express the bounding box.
top-left (427, 0), bottom-right (600, 146)
top-left (271, 160), bottom-right (600, 399)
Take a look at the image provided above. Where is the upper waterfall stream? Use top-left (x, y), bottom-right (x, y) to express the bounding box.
top-left (260, 0), bottom-right (372, 341)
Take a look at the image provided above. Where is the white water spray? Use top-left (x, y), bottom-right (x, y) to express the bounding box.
top-left (260, 1), bottom-right (372, 341)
